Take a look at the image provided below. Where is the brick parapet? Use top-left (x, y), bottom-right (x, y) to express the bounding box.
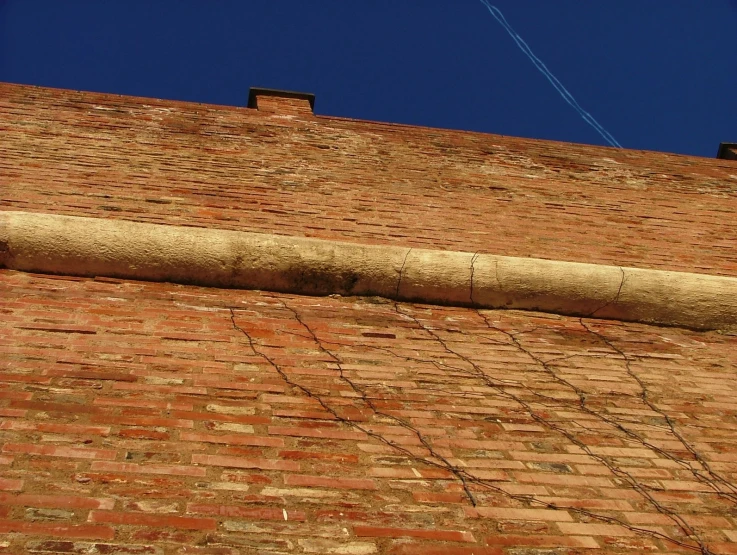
top-left (2, 82), bottom-right (737, 276)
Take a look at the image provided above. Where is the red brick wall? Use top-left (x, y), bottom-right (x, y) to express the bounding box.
top-left (3, 83), bottom-right (737, 554)
top-left (2, 270), bottom-right (737, 553)
top-left (2, 82), bottom-right (737, 276)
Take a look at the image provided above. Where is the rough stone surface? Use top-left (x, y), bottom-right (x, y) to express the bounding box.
top-left (3, 211), bottom-right (737, 330)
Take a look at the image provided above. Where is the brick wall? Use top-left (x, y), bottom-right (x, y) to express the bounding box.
top-left (2, 270), bottom-right (737, 553)
top-left (2, 82), bottom-right (736, 276)
top-left (2, 83), bottom-right (737, 554)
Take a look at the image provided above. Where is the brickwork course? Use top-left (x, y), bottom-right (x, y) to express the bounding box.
top-left (1, 82), bottom-right (737, 554)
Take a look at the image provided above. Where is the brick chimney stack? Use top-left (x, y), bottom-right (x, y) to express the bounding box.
top-left (247, 87), bottom-right (315, 116)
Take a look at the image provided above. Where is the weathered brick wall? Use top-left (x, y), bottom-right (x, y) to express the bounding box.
top-left (2, 83), bottom-right (737, 276)
top-left (3, 83), bottom-right (737, 554)
top-left (2, 270), bottom-right (737, 554)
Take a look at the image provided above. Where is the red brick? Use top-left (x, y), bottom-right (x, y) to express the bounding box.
top-left (268, 425), bottom-right (367, 441)
top-left (557, 522), bottom-right (635, 537)
top-left (112, 382), bottom-right (207, 395)
top-left (171, 410), bottom-right (270, 425)
top-left (467, 507), bottom-right (573, 522)
top-left (93, 397), bottom-right (195, 411)
top-left (0, 420), bottom-right (111, 436)
top-left (45, 368), bottom-right (136, 381)
top-left (0, 390), bottom-right (33, 401)
top-left (389, 546), bottom-right (503, 555)
top-left (0, 519), bottom-right (114, 540)
top-left (284, 474), bottom-right (377, 490)
top-left (278, 450), bottom-right (359, 463)
top-left (180, 431), bottom-right (283, 447)
top-left (413, 492), bottom-right (467, 503)
top-left (191, 454), bottom-right (299, 471)
top-left (191, 377), bottom-right (285, 393)
top-left (0, 492), bottom-right (115, 510)
top-left (0, 407), bottom-right (27, 417)
top-left (89, 510), bottom-right (217, 530)
top-left (2, 443), bottom-right (116, 460)
top-left (0, 478), bottom-right (23, 491)
top-left (368, 467), bottom-right (455, 479)
top-left (90, 415), bottom-right (195, 428)
top-left (486, 534), bottom-right (600, 549)
top-left (90, 461), bottom-right (206, 477)
top-left (354, 525), bottom-right (475, 543)
top-left (187, 504), bottom-right (306, 521)
top-left (0, 372), bottom-right (52, 384)
top-left (117, 429), bottom-right (170, 440)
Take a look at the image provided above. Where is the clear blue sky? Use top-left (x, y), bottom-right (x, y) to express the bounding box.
top-left (1, 0), bottom-right (735, 157)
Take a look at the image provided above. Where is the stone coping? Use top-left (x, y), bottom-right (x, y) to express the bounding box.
top-left (1, 211), bottom-right (735, 330)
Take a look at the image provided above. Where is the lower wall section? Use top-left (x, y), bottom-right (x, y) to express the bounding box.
top-left (1, 269), bottom-right (737, 554)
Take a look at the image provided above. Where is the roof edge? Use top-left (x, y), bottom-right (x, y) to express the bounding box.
top-left (1, 211), bottom-right (735, 331)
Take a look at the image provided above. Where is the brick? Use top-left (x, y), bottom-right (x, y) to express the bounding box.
top-left (389, 546), bottom-right (502, 555)
top-left (0, 372), bottom-right (53, 385)
top-left (486, 534), bottom-right (600, 549)
top-left (93, 397), bottom-right (194, 411)
top-left (557, 522), bottom-right (635, 537)
top-left (0, 421), bottom-right (111, 436)
top-left (0, 407), bottom-right (27, 417)
top-left (466, 507), bottom-right (573, 522)
top-left (0, 519), bottom-right (114, 540)
top-left (299, 538), bottom-right (379, 554)
top-left (4, 82), bottom-right (737, 555)
top-left (186, 504), bottom-right (306, 521)
top-left (268, 425), bottom-right (367, 441)
top-left (179, 431), bottom-right (283, 447)
top-left (191, 454), bottom-right (299, 471)
top-left (412, 492), bottom-right (467, 503)
top-left (89, 510), bottom-right (217, 530)
top-left (90, 461), bottom-right (206, 477)
top-left (354, 526), bottom-right (475, 543)
top-left (0, 478), bottom-right (23, 491)
top-left (170, 410), bottom-right (270, 425)
top-left (45, 368), bottom-right (136, 381)
top-left (2, 443), bottom-right (117, 460)
top-left (23, 540), bottom-right (163, 553)
top-left (367, 467), bottom-right (454, 479)
top-left (284, 474), bottom-right (377, 490)
top-left (278, 450), bottom-right (359, 463)
top-left (0, 493), bottom-right (115, 510)
top-left (118, 429), bottom-right (170, 441)
top-left (90, 415), bottom-right (195, 428)
top-left (112, 382), bottom-right (207, 395)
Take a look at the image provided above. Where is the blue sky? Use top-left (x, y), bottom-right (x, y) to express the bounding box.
top-left (1, 0), bottom-right (735, 157)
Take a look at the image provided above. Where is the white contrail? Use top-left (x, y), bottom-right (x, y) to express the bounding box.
top-left (479, 0), bottom-right (622, 148)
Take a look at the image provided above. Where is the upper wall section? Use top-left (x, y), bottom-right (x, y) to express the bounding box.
top-left (1, 82), bottom-right (736, 276)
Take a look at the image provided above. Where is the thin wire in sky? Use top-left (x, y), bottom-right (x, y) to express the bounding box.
top-left (478, 1), bottom-right (622, 148)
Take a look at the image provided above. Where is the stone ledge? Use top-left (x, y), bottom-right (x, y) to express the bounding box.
top-left (1, 210), bottom-right (735, 331)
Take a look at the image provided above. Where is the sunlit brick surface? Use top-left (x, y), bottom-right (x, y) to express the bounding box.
top-left (2, 82), bottom-right (737, 276)
top-left (2, 270), bottom-right (737, 553)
